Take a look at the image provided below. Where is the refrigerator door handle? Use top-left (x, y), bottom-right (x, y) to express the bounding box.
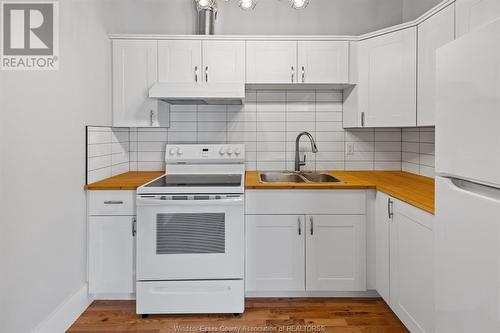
top-left (449, 177), bottom-right (500, 202)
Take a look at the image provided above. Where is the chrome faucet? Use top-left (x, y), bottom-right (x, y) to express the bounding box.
top-left (294, 132), bottom-right (318, 172)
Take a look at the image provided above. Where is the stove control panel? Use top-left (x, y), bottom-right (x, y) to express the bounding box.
top-left (165, 144), bottom-right (245, 163)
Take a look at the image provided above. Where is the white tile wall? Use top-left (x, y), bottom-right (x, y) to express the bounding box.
top-left (86, 89), bottom-right (435, 183)
top-left (402, 127), bottom-right (435, 178)
top-left (86, 126), bottom-right (130, 183)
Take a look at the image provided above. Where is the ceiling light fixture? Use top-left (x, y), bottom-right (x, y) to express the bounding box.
top-left (290, 0), bottom-right (309, 9)
top-left (238, 0), bottom-right (257, 10)
top-left (195, 0), bottom-right (217, 10)
top-left (223, 0), bottom-right (310, 11)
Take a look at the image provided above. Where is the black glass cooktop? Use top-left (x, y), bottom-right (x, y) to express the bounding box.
top-left (145, 174), bottom-right (242, 187)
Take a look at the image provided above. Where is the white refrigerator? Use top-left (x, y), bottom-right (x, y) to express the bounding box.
top-left (435, 18), bottom-right (500, 333)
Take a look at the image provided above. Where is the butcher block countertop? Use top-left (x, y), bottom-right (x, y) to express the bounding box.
top-left (86, 170), bottom-right (434, 214)
top-left (85, 171), bottom-right (163, 190)
top-left (246, 171), bottom-right (435, 214)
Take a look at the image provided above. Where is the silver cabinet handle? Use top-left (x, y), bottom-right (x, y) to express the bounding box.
top-left (298, 216), bottom-right (302, 235)
top-left (103, 200), bottom-right (123, 205)
top-left (132, 217), bottom-right (137, 236)
top-left (388, 198), bottom-right (394, 219)
top-left (195, 66), bottom-right (198, 82)
top-left (291, 66), bottom-right (295, 83)
top-left (205, 66), bottom-right (209, 82)
top-left (302, 66), bottom-right (305, 83)
top-left (150, 110), bottom-right (154, 126)
top-left (310, 216), bottom-right (314, 235)
top-left (361, 112), bottom-right (365, 127)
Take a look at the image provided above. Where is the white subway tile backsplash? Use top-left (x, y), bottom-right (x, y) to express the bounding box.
top-left (87, 90), bottom-right (435, 184)
top-left (87, 143), bottom-right (111, 158)
top-left (401, 128), bottom-right (435, 178)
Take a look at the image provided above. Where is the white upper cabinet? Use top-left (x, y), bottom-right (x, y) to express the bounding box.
top-left (297, 41), bottom-right (349, 83)
top-left (456, 0), bottom-right (500, 37)
top-left (245, 215), bottom-right (305, 292)
top-left (418, 4), bottom-right (455, 126)
top-left (360, 27), bottom-right (417, 127)
top-left (112, 40), bottom-right (160, 127)
top-left (305, 215), bottom-right (366, 291)
top-left (158, 40), bottom-right (202, 83)
top-left (246, 41), bottom-right (298, 84)
top-left (158, 40), bottom-right (245, 84)
top-left (202, 40), bottom-right (245, 83)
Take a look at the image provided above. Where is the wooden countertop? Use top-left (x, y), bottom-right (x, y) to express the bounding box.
top-left (86, 170), bottom-right (434, 214)
top-left (246, 171), bottom-right (435, 214)
top-left (85, 171), bottom-right (163, 190)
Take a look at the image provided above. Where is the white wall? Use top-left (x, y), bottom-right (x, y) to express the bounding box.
top-left (103, 0), bottom-right (405, 35)
top-left (0, 1), bottom-right (110, 332)
top-left (402, 0), bottom-right (444, 21)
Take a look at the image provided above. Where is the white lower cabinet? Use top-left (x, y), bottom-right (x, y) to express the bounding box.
top-left (375, 193), bottom-right (434, 333)
top-left (375, 192), bottom-right (391, 303)
top-left (390, 199), bottom-right (433, 333)
top-left (87, 190), bottom-right (136, 298)
top-left (245, 215), bottom-right (305, 292)
top-left (88, 216), bottom-right (135, 295)
top-left (245, 190), bottom-right (367, 294)
top-left (306, 215), bottom-right (366, 291)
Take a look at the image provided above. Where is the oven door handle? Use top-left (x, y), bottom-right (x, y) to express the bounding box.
top-left (137, 196), bottom-right (243, 206)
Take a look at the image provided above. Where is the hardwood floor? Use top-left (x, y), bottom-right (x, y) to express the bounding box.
top-left (68, 298), bottom-right (409, 333)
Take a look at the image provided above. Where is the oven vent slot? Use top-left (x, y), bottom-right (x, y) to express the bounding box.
top-left (156, 213), bottom-right (225, 254)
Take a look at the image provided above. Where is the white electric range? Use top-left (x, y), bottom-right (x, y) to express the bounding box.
top-left (135, 144), bottom-right (245, 315)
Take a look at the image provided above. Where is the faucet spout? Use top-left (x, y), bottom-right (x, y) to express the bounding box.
top-left (294, 131), bottom-right (319, 172)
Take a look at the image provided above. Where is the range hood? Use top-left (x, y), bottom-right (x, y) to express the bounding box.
top-left (149, 82), bottom-right (245, 105)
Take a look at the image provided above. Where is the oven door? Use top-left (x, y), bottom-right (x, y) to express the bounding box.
top-left (136, 194), bottom-right (244, 281)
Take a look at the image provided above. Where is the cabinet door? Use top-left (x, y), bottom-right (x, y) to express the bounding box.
top-left (418, 4), bottom-right (455, 126)
top-left (245, 215), bottom-right (305, 292)
top-left (112, 40), bottom-right (158, 127)
top-left (298, 41), bottom-right (349, 83)
top-left (358, 27), bottom-right (417, 127)
top-left (202, 40), bottom-right (245, 83)
top-left (306, 215), bottom-right (366, 291)
top-left (390, 199), bottom-right (433, 333)
top-left (375, 192), bottom-right (391, 303)
top-left (158, 40), bottom-right (202, 83)
top-left (246, 41), bottom-right (297, 84)
top-left (88, 216), bottom-right (135, 295)
top-left (456, 0), bottom-right (500, 37)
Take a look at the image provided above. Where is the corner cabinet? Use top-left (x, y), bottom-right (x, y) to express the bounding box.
top-left (417, 3), bottom-right (455, 126)
top-left (112, 40), bottom-right (168, 127)
top-left (245, 190), bottom-right (367, 295)
top-left (375, 191), bottom-right (434, 333)
top-left (344, 27), bottom-right (417, 128)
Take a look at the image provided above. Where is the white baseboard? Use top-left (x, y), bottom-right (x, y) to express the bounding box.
top-left (90, 292), bottom-right (136, 300)
top-left (245, 290), bottom-right (380, 298)
top-left (32, 283), bottom-right (91, 333)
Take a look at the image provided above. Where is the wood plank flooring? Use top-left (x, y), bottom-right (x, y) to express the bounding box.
top-left (68, 298), bottom-right (409, 333)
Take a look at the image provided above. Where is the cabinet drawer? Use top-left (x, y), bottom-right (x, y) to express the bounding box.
top-left (88, 191), bottom-right (136, 215)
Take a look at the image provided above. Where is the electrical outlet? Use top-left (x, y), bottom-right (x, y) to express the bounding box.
top-left (346, 143), bottom-right (355, 155)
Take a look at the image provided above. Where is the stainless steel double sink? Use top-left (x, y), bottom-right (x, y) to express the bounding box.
top-left (259, 171), bottom-right (342, 184)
